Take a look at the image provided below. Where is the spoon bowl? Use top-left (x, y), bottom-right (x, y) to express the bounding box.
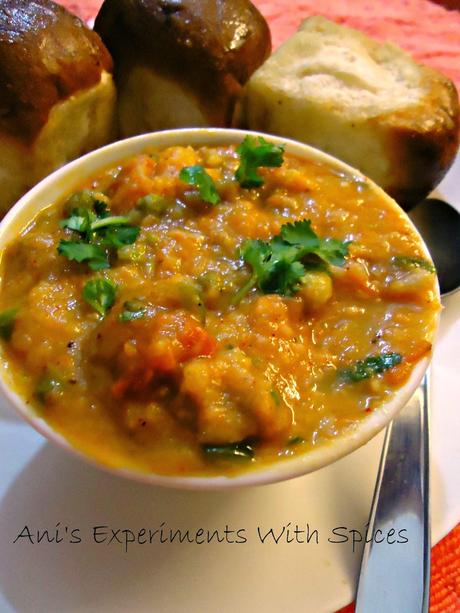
top-left (409, 197), bottom-right (460, 296)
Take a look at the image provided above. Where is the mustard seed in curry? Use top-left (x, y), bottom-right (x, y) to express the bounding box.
top-left (0, 137), bottom-right (439, 476)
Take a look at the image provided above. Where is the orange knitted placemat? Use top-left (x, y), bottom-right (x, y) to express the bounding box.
top-left (338, 524), bottom-right (460, 612)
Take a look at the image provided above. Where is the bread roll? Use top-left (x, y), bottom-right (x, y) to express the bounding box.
top-left (242, 16), bottom-right (459, 209)
top-left (0, 0), bottom-right (116, 215)
top-left (94, 0), bottom-right (271, 137)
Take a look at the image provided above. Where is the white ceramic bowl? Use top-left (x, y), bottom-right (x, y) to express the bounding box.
top-left (0, 129), bottom-right (439, 489)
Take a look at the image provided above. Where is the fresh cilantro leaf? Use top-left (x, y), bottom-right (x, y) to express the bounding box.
top-left (202, 442), bottom-right (254, 461)
top-left (392, 256), bottom-right (435, 274)
top-left (235, 136), bottom-right (285, 188)
top-left (82, 278), bottom-right (117, 316)
top-left (0, 307), bottom-right (18, 340)
top-left (90, 215), bottom-right (131, 232)
top-left (339, 352), bottom-right (403, 383)
top-left (241, 239), bottom-right (272, 286)
top-left (314, 237), bottom-right (350, 267)
top-left (281, 220), bottom-right (350, 267)
top-left (101, 225), bottom-right (140, 249)
top-left (268, 236), bottom-right (301, 270)
top-left (57, 241), bottom-right (109, 270)
top-left (87, 257), bottom-right (111, 272)
top-left (59, 194), bottom-right (140, 270)
top-left (262, 259), bottom-right (305, 296)
top-left (235, 219), bottom-right (349, 302)
top-left (60, 207), bottom-right (96, 237)
top-left (179, 165), bottom-right (221, 205)
top-left (280, 219), bottom-right (318, 249)
top-left (119, 300), bottom-right (146, 322)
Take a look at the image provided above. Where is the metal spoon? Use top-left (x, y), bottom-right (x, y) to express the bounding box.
top-left (355, 197), bottom-right (460, 613)
top-left (409, 198), bottom-right (460, 296)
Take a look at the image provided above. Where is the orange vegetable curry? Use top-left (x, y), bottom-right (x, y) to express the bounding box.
top-left (0, 139), bottom-right (439, 476)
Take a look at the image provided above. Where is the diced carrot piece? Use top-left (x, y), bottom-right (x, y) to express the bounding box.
top-left (179, 324), bottom-right (217, 361)
top-left (406, 340), bottom-right (432, 365)
top-left (384, 362), bottom-right (413, 386)
top-left (384, 340), bottom-right (432, 386)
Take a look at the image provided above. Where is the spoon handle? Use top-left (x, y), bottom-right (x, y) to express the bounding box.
top-left (355, 374), bottom-right (431, 613)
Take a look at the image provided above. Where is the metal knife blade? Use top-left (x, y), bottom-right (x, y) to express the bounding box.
top-left (355, 373), bottom-right (430, 613)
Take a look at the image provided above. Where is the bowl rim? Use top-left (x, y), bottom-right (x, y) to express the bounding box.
top-left (0, 127), bottom-right (440, 490)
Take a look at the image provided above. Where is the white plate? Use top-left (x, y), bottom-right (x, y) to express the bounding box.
top-left (0, 156), bottom-right (458, 613)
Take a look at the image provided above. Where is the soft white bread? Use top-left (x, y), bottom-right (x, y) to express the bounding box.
top-left (241, 16), bottom-right (459, 208)
top-left (94, 0), bottom-right (271, 137)
top-left (0, 0), bottom-right (116, 215)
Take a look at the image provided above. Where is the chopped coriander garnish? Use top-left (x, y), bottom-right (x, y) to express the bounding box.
top-left (179, 165), bottom-right (221, 205)
top-left (0, 307), bottom-right (18, 341)
top-left (281, 221), bottom-right (349, 267)
top-left (270, 388), bottom-right (281, 406)
top-left (235, 136), bottom-right (285, 188)
top-left (58, 241), bottom-right (109, 270)
top-left (82, 279), bottom-right (117, 317)
top-left (101, 225), bottom-right (140, 249)
top-left (58, 193), bottom-right (140, 270)
top-left (60, 207), bottom-right (96, 238)
top-left (90, 215), bottom-right (132, 232)
top-left (339, 352), bottom-right (403, 383)
top-left (202, 442), bottom-right (254, 461)
top-left (392, 256), bottom-right (435, 274)
top-left (234, 219), bottom-right (349, 302)
top-left (119, 300), bottom-right (146, 322)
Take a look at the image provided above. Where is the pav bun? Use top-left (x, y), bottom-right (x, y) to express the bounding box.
top-left (94, 0), bottom-right (271, 136)
top-left (0, 0), bottom-right (116, 214)
top-left (241, 16), bottom-right (459, 209)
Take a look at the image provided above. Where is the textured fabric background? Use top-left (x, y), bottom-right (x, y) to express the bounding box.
top-left (59, 0), bottom-right (460, 90)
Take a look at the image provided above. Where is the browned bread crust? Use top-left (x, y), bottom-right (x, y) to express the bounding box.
top-left (94, 0), bottom-right (271, 127)
top-left (380, 71), bottom-right (459, 206)
top-left (0, 0), bottom-right (113, 144)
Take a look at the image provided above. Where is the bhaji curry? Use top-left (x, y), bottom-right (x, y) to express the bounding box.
top-left (0, 137), bottom-right (440, 475)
